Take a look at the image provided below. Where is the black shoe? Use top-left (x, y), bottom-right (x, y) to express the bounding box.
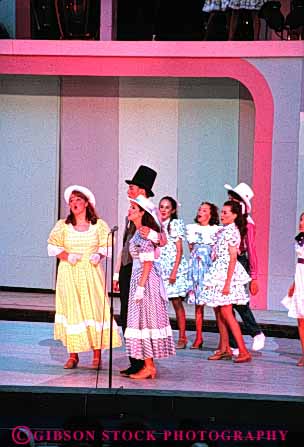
top-left (120, 366), bottom-right (139, 376)
top-left (129, 357), bottom-right (144, 370)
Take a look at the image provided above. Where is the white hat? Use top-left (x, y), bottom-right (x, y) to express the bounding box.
top-left (64, 185), bottom-right (96, 208)
top-left (224, 182), bottom-right (254, 213)
top-left (129, 195), bottom-right (161, 227)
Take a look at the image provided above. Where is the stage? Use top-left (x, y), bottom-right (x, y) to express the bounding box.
top-left (1, 317), bottom-right (304, 446)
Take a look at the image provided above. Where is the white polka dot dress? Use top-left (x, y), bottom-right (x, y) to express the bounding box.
top-left (200, 223), bottom-right (251, 307)
top-left (159, 218), bottom-right (189, 299)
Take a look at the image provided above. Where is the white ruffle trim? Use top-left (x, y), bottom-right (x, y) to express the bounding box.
top-left (124, 325), bottom-right (173, 339)
top-left (55, 314), bottom-right (117, 334)
top-left (98, 246), bottom-right (112, 258)
top-left (186, 224), bottom-right (218, 244)
top-left (203, 278), bottom-right (250, 287)
top-left (47, 244), bottom-right (64, 256)
top-left (281, 295), bottom-right (304, 319)
top-left (202, 295), bottom-right (249, 307)
top-left (203, 271), bottom-right (250, 287)
top-left (139, 251), bottom-right (155, 262)
top-left (281, 295), bottom-right (292, 310)
top-left (148, 229), bottom-right (159, 244)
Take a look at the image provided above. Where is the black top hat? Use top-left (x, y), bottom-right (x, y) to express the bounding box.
top-left (125, 165), bottom-right (157, 197)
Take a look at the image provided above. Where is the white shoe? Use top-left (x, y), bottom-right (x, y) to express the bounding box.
top-left (252, 332), bottom-right (265, 351)
top-left (230, 347), bottom-right (239, 356)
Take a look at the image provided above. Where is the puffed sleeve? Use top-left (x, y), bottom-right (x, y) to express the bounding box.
top-left (169, 219), bottom-right (185, 241)
top-left (296, 242), bottom-right (304, 258)
top-left (96, 219), bottom-right (113, 258)
top-left (210, 225), bottom-right (219, 245)
top-left (47, 220), bottom-right (65, 256)
top-left (139, 238), bottom-right (156, 262)
top-left (186, 223), bottom-right (198, 244)
top-left (226, 224), bottom-right (241, 248)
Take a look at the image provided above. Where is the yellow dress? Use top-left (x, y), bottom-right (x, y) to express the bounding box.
top-left (48, 219), bottom-right (122, 353)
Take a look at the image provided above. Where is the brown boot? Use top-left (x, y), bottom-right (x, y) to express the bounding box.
top-left (92, 349), bottom-right (101, 369)
top-left (64, 353), bottom-right (79, 369)
top-left (208, 350), bottom-right (232, 361)
top-left (190, 339), bottom-right (203, 349)
top-left (129, 366), bottom-right (157, 379)
top-left (176, 338), bottom-right (188, 349)
top-left (233, 352), bottom-right (252, 363)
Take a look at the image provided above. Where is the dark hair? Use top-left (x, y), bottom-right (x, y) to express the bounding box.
top-left (159, 196), bottom-right (178, 234)
top-left (141, 209), bottom-right (160, 233)
top-left (133, 184), bottom-right (152, 198)
top-left (228, 190), bottom-right (242, 202)
top-left (65, 190), bottom-right (99, 225)
top-left (132, 203), bottom-right (160, 233)
top-left (296, 212), bottom-right (304, 240)
top-left (194, 202), bottom-right (219, 226)
top-left (228, 190), bottom-right (249, 219)
top-left (295, 212), bottom-right (304, 243)
top-left (223, 200), bottom-right (247, 241)
top-left (144, 188), bottom-right (153, 198)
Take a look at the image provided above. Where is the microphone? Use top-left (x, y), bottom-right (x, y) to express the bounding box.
top-left (109, 225), bottom-right (118, 233)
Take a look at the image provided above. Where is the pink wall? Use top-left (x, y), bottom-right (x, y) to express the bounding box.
top-left (238, 85), bottom-right (254, 187)
top-left (1, 40), bottom-right (303, 59)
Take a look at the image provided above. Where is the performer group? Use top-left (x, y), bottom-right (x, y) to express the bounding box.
top-left (47, 165), bottom-right (304, 377)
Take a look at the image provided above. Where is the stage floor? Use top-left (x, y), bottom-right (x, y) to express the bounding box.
top-left (1, 320), bottom-right (303, 398)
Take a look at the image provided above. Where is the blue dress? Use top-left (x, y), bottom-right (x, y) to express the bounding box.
top-left (186, 223), bottom-right (219, 305)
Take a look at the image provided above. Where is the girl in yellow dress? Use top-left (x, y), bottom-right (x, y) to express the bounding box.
top-left (47, 185), bottom-right (121, 369)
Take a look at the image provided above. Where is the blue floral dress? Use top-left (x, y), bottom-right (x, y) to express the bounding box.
top-left (159, 218), bottom-right (189, 299)
top-left (186, 223), bottom-right (219, 305)
top-left (200, 223), bottom-right (251, 307)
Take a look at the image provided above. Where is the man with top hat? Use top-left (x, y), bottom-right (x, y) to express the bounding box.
top-left (224, 182), bottom-right (265, 353)
top-left (113, 165), bottom-right (167, 376)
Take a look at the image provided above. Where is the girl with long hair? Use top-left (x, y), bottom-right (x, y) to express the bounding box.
top-left (124, 195), bottom-right (175, 379)
top-left (158, 196), bottom-right (189, 349)
top-left (186, 202), bottom-right (219, 349)
top-left (282, 212), bottom-right (304, 367)
top-left (200, 200), bottom-right (252, 363)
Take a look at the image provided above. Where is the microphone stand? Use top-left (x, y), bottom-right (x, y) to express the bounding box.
top-left (108, 226), bottom-right (118, 389)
